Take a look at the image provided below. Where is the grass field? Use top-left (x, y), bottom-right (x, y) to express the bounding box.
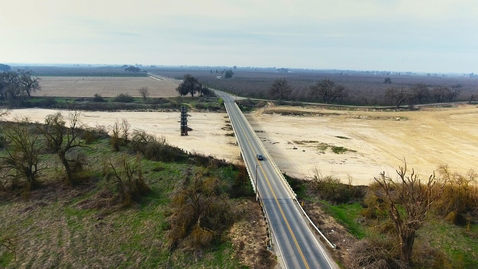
top-left (34, 76), bottom-right (179, 98)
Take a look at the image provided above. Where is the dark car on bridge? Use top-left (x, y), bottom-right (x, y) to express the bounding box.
top-left (256, 154), bottom-right (264, 160)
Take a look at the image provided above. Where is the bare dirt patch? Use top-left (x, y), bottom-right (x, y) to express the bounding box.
top-left (247, 104), bottom-right (478, 185)
top-left (35, 76), bottom-right (179, 98)
top-left (229, 199), bottom-right (277, 269)
top-left (3, 109), bottom-right (240, 164)
top-left (301, 200), bottom-right (358, 267)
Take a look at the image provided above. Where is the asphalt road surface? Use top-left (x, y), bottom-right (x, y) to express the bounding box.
top-left (215, 91), bottom-right (337, 269)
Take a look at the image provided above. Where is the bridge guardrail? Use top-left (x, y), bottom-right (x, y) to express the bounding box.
top-left (234, 103), bottom-right (297, 199)
top-left (223, 101), bottom-right (276, 252)
top-left (233, 102), bottom-right (336, 249)
top-left (221, 91), bottom-right (336, 253)
top-left (223, 102), bottom-right (257, 194)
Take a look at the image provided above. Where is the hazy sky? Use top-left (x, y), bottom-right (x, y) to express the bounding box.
top-left (1, 0), bottom-right (477, 73)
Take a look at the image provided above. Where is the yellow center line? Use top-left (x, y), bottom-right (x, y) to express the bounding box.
top-left (234, 112), bottom-right (311, 269)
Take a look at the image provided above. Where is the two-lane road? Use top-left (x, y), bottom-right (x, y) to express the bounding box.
top-left (215, 91), bottom-right (337, 269)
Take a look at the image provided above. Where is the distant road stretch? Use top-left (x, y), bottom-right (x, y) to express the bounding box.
top-left (215, 90), bottom-right (337, 269)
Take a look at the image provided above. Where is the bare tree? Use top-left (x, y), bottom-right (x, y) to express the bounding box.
top-left (102, 154), bottom-right (150, 206)
top-left (269, 78), bottom-right (292, 100)
top-left (410, 83), bottom-right (430, 104)
top-left (17, 69), bottom-right (40, 97)
top-left (385, 86), bottom-right (409, 108)
top-left (38, 112), bottom-right (84, 186)
top-left (0, 71), bottom-right (21, 101)
top-left (109, 119), bottom-right (130, 151)
top-left (432, 86), bottom-right (460, 103)
top-left (121, 119), bottom-right (130, 142)
top-left (448, 85), bottom-right (462, 102)
top-left (469, 94), bottom-right (476, 104)
top-left (432, 86), bottom-right (448, 103)
top-left (137, 87), bottom-right (149, 101)
top-left (374, 163), bottom-right (446, 265)
top-left (1, 119), bottom-right (42, 189)
top-left (110, 121), bottom-right (121, 152)
top-left (309, 79), bottom-right (348, 104)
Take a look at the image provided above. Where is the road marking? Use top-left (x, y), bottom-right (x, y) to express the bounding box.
top-left (233, 109), bottom-right (311, 269)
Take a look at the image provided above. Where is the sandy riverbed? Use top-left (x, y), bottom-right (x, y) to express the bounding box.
top-left (247, 104), bottom-right (478, 185)
top-left (2, 109), bottom-right (240, 163)
top-left (3, 104), bottom-right (477, 185)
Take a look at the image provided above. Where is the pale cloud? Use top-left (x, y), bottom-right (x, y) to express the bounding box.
top-left (0, 0), bottom-right (477, 72)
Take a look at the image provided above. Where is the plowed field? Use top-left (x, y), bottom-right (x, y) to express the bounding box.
top-left (34, 76), bottom-right (179, 97)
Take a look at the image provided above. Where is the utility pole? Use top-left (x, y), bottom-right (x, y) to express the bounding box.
top-left (180, 106), bottom-right (188, 136)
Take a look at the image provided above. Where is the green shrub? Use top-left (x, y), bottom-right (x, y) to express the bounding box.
top-left (411, 241), bottom-right (450, 269)
top-left (40, 97), bottom-right (57, 107)
top-left (102, 155), bottom-right (151, 206)
top-left (207, 105), bottom-right (221, 111)
top-left (433, 167), bottom-right (478, 218)
top-left (130, 129), bottom-right (186, 162)
top-left (81, 127), bottom-right (103, 144)
top-left (113, 93), bottom-right (134, 103)
top-left (331, 146), bottom-right (348, 154)
top-left (444, 211), bottom-right (468, 226)
top-left (361, 182), bottom-right (390, 221)
top-left (0, 134), bottom-right (5, 149)
top-left (145, 98), bottom-right (168, 105)
top-left (167, 170), bottom-right (235, 250)
top-left (93, 93), bottom-right (106, 102)
top-left (312, 174), bottom-right (364, 204)
top-left (195, 103), bottom-right (207, 110)
top-left (230, 165), bottom-right (254, 198)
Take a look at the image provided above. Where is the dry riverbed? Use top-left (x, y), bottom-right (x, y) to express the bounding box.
top-left (4, 104), bottom-right (477, 186)
top-left (247, 104), bottom-right (478, 185)
top-left (3, 109), bottom-right (240, 163)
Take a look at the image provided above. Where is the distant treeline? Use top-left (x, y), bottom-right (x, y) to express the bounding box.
top-left (149, 68), bottom-right (478, 106)
top-left (11, 66), bottom-right (148, 77)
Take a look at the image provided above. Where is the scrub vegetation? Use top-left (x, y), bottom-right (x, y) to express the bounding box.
top-left (0, 115), bottom-right (275, 268)
top-left (288, 165), bottom-right (478, 269)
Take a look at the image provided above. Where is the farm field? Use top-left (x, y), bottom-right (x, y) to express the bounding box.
top-left (247, 104), bottom-right (478, 185)
top-left (34, 76), bottom-right (179, 98)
